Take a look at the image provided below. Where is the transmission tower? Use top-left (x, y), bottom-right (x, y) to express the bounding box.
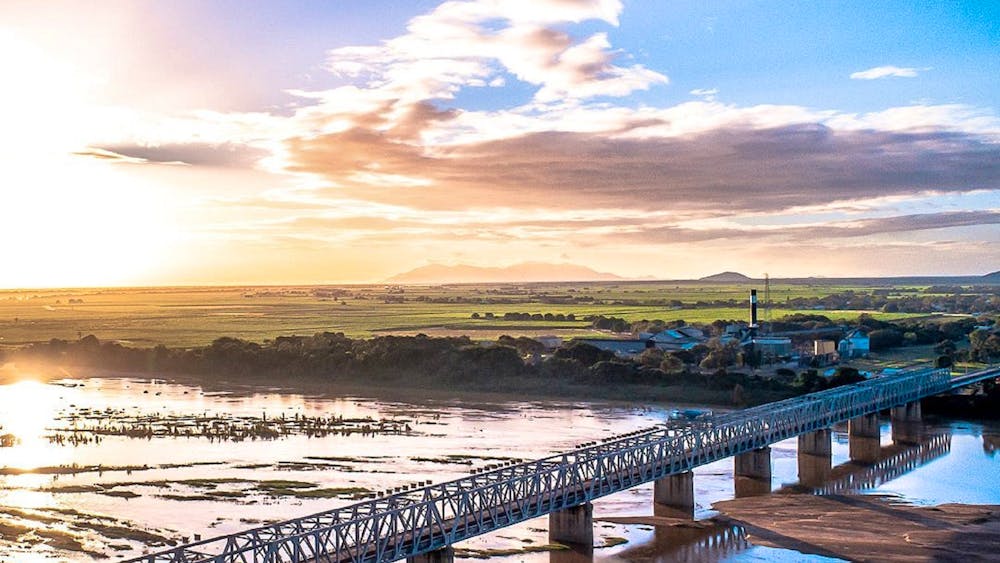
top-left (763, 272), bottom-right (772, 333)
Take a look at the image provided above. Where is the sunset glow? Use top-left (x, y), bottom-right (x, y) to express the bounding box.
top-left (2, 1), bottom-right (997, 287)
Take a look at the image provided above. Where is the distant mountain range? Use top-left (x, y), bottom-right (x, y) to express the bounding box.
top-left (698, 271), bottom-right (754, 282)
top-left (386, 264), bottom-right (1000, 285)
top-left (386, 262), bottom-right (626, 284)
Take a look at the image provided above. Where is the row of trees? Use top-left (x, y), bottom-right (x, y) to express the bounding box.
top-left (11, 330), bottom-right (888, 407)
top-left (470, 312), bottom-right (577, 321)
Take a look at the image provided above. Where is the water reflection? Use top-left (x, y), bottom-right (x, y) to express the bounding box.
top-left (589, 422), bottom-right (983, 562)
top-left (0, 380), bottom-right (74, 470)
top-left (810, 434), bottom-right (951, 496)
top-left (606, 523), bottom-right (749, 562)
top-left (1, 373), bottom-right (998, 563)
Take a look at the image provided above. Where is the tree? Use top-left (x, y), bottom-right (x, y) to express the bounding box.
top-left (660, 354), bottom-right (684, 374)
top-left (970, 329), bottom-right (1000, 362)
top-left (553, 342), bottom-right (617, 367)
top-left (869, 329), bottom-right (904, 350)
top-left (497, 335), bottom-right (544, 356)
top-left (589, 361), bottom-right (637, 381)
top-left (539, 357), bottom-right (587, 379)
top-left (934, 339), bottom-right (957, 356)
top-left (828, 366), bottom-right (865, 388)
top-left (699, 339), bottom-right (740, 370)
top-left (638, 347), bottom-right (664, 368)
top-left (793, 369), bottom-right (824, 392)
top-left (731, 383), bottom-right (746, 406)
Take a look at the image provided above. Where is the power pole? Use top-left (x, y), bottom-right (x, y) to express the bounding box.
top-left (764, 272), bottom-right (772, 334)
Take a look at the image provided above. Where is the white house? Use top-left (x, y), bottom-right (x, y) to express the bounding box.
top-left (838, 328), bottom-right (870, 359)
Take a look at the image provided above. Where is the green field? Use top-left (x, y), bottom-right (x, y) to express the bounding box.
top-left (0, 281), bottom-right (947, 348)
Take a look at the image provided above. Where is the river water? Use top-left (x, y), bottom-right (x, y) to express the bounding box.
top-left (0, 373), bottom-right (997, 562)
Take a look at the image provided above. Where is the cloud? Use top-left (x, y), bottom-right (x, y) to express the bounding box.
top-left (94, 143), bottom-right (267, 168)
top-left (323, 0), bottom-right (665, 105)
top-left (850, 65), bottom-right (929, 80)
top-left (690, 88), bottom-right (718, 101)
top-left (284, 119), bottom-right (1000, 215)
top-left (72, 147), bottom-right (149, 164)
top-left (613, 210), bottom-right (1000, 245)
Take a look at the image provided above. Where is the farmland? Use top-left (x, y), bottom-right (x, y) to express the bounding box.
top-left (0, 280), bottom-right (962, 348)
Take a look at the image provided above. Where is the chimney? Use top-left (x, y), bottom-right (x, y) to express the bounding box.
top-left (750, 289), bottom-right (758, 329)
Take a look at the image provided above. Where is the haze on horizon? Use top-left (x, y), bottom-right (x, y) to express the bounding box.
top-left (1, 0), bottom-right (998, 289)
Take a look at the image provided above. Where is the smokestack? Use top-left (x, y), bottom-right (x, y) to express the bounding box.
top-left (750, 289), bottom-right (758, 328)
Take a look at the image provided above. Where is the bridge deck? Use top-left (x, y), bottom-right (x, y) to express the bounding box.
top-left (130, 366), bottom-right (999, 563)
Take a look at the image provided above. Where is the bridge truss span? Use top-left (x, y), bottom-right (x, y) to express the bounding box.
top-left (133, 366), bottom-right (994, 563)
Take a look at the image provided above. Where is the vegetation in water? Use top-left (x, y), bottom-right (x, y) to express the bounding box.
top-left (41, 407), bottom-right (414, 446)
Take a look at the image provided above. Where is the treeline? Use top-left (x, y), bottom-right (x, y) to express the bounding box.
top-left (5, 322), bottom-right (997, 407)
top-left (386, 288), bottom-right (1000, 315)
top-left (470, 312), bottom-right (578, 321)
top-left (6, 333), bottom-right (854, 405)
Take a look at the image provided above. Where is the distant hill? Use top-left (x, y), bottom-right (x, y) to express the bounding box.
top-left (387, 262), bottom-right (626, 284)
top-left (699, 271), bottom-right (754, 282)
top-left (984, 270), bottom-right (1000, 282)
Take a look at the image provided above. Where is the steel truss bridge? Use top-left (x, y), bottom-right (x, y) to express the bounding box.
top-left (131, 366), bottom-right (999, 563)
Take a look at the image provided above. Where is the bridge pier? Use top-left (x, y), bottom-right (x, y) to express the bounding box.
top-left (653, 471), bottom-right (694, 518)
top-left (797, 429), bottom-right (832, 487)
top-left (848, 413), bottom-right (881, 464)
top-left (891, 401), bottom-right (923, 445)
top-left (407, 547), bottom-right (454, 563)
top-left (549, 502), bottom-right (593, 547)
top-left (734, 447), bottom-right (771, 497)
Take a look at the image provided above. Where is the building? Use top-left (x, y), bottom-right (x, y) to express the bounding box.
top-left (838, 328), bottom-right (870, 359)
top-left (751, 336), bottom-right (793, 358)
top-left (812, 340), bottom-right (838, 365)
top-left (814, 340), bottom-right (837, 356)
top-left (646, 327), bottom-right (705, 351)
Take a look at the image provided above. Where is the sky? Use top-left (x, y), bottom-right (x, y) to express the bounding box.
top-left (1, 0), bottom-right (998, 287)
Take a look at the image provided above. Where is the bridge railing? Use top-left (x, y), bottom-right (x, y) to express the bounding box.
top-left (133, 367), bottom-right (952, 563)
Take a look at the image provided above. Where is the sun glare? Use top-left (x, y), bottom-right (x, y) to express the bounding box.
top-left (0, 158), bottom-right (176, 288)
top-left (0, 380), bottom-right (72, 470)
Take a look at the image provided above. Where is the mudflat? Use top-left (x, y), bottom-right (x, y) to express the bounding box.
top-left (712, 493), bottom-right (1000, 562)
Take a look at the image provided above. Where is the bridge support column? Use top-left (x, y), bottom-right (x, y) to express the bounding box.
top-left (407, 547), bottom-right (454, 563)
top-left (549, 502), bottom-right (593, 547)
top-left (797, 429), bottom-right (832, 487)
top-left (891, 401), bottom-right (923, 445)
top-left (849, 413), bottom-right (881, 464)
top-left (734, 447), bottom-right (771, 497)
top-left (653, 471), bottom-right (694, 518)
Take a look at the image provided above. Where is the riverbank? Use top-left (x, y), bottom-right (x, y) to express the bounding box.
top-left (3, 361), bottom-right (794, 408)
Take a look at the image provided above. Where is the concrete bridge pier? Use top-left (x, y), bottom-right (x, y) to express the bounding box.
top-left (734, 447), bottom-right (771, 497)
top-left (407, 547), bottom-right (454, 563)
top-left (891, 401), bottom-right (923, 445)
top-left (653, 471), bottom-right (694, 518)
top-left (549, 502), bottom-right (594, 548)
top-left (797, 429), bottom-right (832, 487)
top-left (848, 413), bottom-right (881, 464)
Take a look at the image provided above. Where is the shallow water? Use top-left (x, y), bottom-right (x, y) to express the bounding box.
top-left (0, 373), bottom-right (997, 562)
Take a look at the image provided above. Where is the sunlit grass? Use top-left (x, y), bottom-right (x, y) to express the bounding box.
top-left (0, 283), bottom-right (941, 348)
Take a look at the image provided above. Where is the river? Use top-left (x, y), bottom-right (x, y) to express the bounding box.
top-left (0, 372), bottom-right (997, 562)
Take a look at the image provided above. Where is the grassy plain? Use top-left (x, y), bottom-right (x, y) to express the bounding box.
top-left (0, 281), bottom-right (939, 348)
